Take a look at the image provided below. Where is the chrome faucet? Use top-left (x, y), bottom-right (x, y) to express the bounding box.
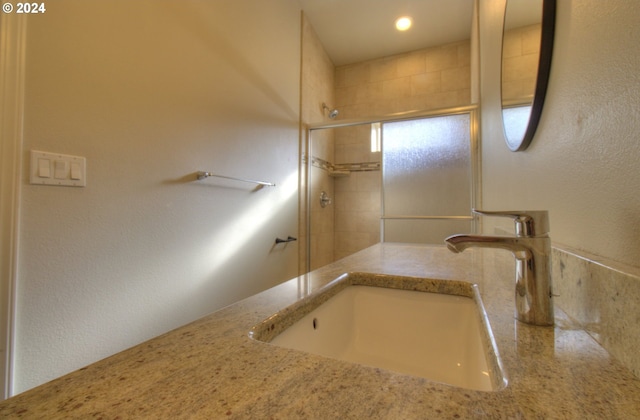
top-left (445, 209), bottom-right (554, 326)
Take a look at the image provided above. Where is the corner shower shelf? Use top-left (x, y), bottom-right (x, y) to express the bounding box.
top-left (329, 170), bottom-right (350, 177)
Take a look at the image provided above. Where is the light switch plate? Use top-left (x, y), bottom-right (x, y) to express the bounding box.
top-left (30, 150), bottom-right (86, 187)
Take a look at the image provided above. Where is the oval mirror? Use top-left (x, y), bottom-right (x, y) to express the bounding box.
top-left (501, 0), bottom-right (556, 151)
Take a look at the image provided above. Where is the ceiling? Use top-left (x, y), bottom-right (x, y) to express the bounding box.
top-left (299, 0), bottom-right (475, 66)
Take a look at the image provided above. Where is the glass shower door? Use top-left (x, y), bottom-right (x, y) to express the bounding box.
top-left (382, 113), bottom-right (474, 243)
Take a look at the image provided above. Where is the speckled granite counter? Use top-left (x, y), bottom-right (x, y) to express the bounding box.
top-left (2, 244), bottom-right (640, 418)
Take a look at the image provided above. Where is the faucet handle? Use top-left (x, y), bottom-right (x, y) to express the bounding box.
top-left (472, 209), bottom-right (549, 237)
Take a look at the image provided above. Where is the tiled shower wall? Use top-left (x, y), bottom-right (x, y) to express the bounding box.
top-left (333, 125), bottom-right (381, 260)
top-left (332, 41), bottom-right (473, 261)
top-left (300, 15), bottom-right (335, 272)
top-left (308, 133), bottom-right (335, 270)
top-left (502, 24), bottom-right (542, 103)
top-left (302, 28), bottom-right (474, 269)
top-left (334, 40), bottom-right (471, 118)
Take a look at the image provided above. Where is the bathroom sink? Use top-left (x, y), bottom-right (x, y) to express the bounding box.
top-left (250, 273), bottom-right (505, 392)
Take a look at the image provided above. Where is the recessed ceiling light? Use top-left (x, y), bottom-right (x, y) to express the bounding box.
top-left (395, 16), bottom-right (412, 31)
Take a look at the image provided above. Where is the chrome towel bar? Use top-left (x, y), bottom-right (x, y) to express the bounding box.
top-left (196, 171), bottom-right (275, 187)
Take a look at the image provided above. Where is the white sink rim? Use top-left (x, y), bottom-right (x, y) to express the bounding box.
top-left (250, 272), bottom-right (507, 392)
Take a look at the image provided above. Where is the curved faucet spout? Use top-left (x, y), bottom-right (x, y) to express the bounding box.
top-left (444, 210), bottom-right (554, 326)
top-left (445, 234), bottom-right (532, 260)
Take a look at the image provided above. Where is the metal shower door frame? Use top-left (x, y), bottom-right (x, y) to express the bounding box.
top-left (305, 105), bottom-right (481, 270)
top-left (379, 106), bottom-right (481, 242)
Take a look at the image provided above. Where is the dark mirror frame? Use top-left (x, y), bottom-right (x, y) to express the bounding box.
top-left (502, 0), bottom-right (556, 152)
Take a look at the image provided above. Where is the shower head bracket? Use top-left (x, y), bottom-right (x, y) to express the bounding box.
top-left (322, 102), bottom-right (339, 119)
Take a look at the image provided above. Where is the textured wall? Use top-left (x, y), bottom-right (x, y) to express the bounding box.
top-left (15, 0), bottom-right (300, 393)
top-left (479, 0), bottom-right (640, 269)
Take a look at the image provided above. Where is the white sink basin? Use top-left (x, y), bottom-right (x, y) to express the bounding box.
top-left (250, 273), bottom-right (505, 392)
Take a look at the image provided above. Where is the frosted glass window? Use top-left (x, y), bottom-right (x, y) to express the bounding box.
top-left (383, 115), bottom-right (471, 216)
top-left (382, 114), bottom-right (472, 243)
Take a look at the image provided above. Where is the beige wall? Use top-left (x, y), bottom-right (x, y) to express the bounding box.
top-left (479, 0), bottom-right (640, 269)
top-left (13, 0), bottom-right (301, 394)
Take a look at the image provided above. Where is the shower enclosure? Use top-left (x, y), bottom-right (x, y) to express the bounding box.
top-left (304, 106), bottom-right (479, 272)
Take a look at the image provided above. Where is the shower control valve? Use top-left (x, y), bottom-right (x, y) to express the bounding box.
top-left (320, 191), bottom-right (332, 208)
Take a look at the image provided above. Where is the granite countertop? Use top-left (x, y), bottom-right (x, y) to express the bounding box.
top-left (2, 243), bottom-right (640, 418)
